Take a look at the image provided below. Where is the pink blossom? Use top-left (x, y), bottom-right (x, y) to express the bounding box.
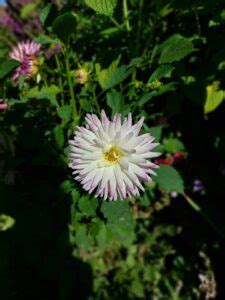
top-left (0, 99), bottom-right (8, 111)
top-left (9, 40), bottom-right (41, 81)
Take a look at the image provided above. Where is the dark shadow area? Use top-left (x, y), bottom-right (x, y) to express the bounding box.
top-left (0, 106), bottom-right (93, 300)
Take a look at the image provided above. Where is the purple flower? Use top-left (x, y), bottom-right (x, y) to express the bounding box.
top-left (45, 43), bottom-right (62, 59)
top-left (9, 40), bottom-right (41, 81)
top-left (193, 179), bottom-right (205, 194)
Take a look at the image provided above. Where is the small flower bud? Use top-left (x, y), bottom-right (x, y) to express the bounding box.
top-left (75, 68), bottom-right (89, 84)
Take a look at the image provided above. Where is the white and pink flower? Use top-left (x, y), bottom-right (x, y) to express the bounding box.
top-left (9, 40), bottom-right (41, 81)
top-left (69, 111), bottom-right (160, 201)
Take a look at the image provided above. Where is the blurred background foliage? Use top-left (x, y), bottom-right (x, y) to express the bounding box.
top-left (0, 0), bottom-right (225, 299)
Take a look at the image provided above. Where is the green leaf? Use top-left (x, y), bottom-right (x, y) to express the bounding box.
top-left (53, 125), bottom-right (64, 148)
top-left (138, 83), bottom-right (176, 106)
top-left (154, 165), bottom-right (184, 194)
top-left (52, 13), bottom-right (77, 43)
top-left (75, 225), bottom-right (93, 250)
top-left (78, 196), bottom-right (99, 217)
top-left (204, 82), bottom-right (224, 114)
top-left (79, 99), bottom-right (92, 112)
top-left (35, 35), bottom-right (59, 45)
top-left (57, 105), bottom-right (72, 122)
top-left (130, 279), bottom-right (145, 298)
top-left (163, 138), bottom-right (185, 153)
top-left (40, 3), bottom-right (58, 27)
top-left (159, 34), bottom-right (195, 64)
top-left (21, 3), bottom-right (37, 19)
top-left (97, 57), bottom-right (133, 90)
top-left (0, 214), bottom-right (15, 231)
top-left (25, 85), bottom-right (60, 107)
top-left (106, 223), bottom-right (135, 247)
top-left (149, 64), bottom-right (174, 82)
top-left (101, 201), bottom-right (133, 226)
top-left (85, 0), bottom-right (118, 16)
top-left (0, 60), bottom-right (20, 80)
top-left (107, 90), bottom-right (124, 115)
top-left (149, 126), bottom-right (163, 142)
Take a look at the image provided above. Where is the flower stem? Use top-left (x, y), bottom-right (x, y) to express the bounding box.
top-left (55, 54), bottom-right (64, 105)
top-left (136, 0), bottom-right (144, 52)
top-left (65, 49), bottom-right (78, 123)
top-left (123, 0), bottom-right (131, 32)
top-left (183, 193), bottom-right (225, 241)
top-left (110, 17), bottom-right (122, 29)
top-left (93, 92), bottom-right (101, 115)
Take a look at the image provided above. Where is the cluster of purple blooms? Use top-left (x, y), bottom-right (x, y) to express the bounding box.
top-left (0, 0), bottom-right (42, 39)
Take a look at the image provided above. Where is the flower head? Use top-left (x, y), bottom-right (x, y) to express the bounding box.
top-left (69, 111), bottom-right (160, 201)
top-left (0, 99), bottom-right (8, 111)
top-left (193, 179), bottom-right (205, 194)
top-left (9, 40), bottom-right (41, 81)
top-left (75, 68), bottom-right (89, 84)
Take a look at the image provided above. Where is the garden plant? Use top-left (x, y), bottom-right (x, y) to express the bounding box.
top-left (0, 0), bottom-right (225, 299)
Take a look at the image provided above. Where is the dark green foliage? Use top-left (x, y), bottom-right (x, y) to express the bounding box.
top-left (1, 0), bottom-right (225, 299)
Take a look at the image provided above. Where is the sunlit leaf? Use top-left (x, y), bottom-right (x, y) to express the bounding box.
top-left (204, 81), bottom-right (224, 114)
top-left (85, 0), bottom-right (118, 16)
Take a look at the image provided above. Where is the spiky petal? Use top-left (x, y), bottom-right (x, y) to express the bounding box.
top-left (69, 111), bottom-right (161, 201)
top-left (9, 40), bottom-right (41, 81)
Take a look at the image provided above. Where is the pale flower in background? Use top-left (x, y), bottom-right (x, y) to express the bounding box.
top-left (69, 111), bottom-right (160, 200)
top-left (0, 99), bottom-right (7, 111)
top-left (9, 40), bottom-right (41, 81)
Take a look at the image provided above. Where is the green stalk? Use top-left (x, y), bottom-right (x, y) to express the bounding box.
top-left (55, 54), bottom-right (64, 105)
top-left (136, 0), bottom-right (144, 52)
top-left (123, 0), bottom-right (131, 32)
top-left (93, 92), bottom-right (101, 115)
top-left (110, 17), bottom-right (122, 29)
top-left (65, 49), bottom-right (78, 124)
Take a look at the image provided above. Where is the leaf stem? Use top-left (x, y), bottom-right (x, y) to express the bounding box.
top-left (110, 17), bottom-right (122, 29)
top-left (65, 49), bottom-right (78, 123)
top-left (93, 91), bottom-right (101, 115)
top-left (55, 54), bottom-right (64, 105)
top-left (123, 0), bottom-right (131, 32)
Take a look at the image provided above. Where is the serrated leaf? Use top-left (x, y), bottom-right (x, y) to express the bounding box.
top-left (107, 90), bottom-right (124, 115)
top-left (106, 223), bottom-right (135, 247)
top-left (52, 13), bottom-right (77, 43)
top-left (25, 85), bottom-right (60, 107)
top-left (149, 64), bottom-right (174, 82)
top-left (138, 83), bottom-right (176, 106)
top-left (154, 165), bottom-right (184, 194)
top-left (75, 225), bottom-right (93, 250)
top-left (163, 138), bottom-right (185, 153)
top-left (204, 82), bottom-right (224, 114)
top-left (159, 34), bottom-right (195, 64)
top-left (0, 59), bottom-right (20, 80)
top-left (97, 57), bottom-right (133, 90)
top-left (101, 201), bottom-right (133, 226)
top-left (57, 105), bottom-right (72, 121)
top-left (78, 196), bottom-right (98, 216)
top-left (85, 0), bottom-right (118, 16)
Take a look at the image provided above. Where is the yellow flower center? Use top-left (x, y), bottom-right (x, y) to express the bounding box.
top-left (104, 146), bottom-right (122, 164)
top-left (31, 58), bottom-right (39, 76)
